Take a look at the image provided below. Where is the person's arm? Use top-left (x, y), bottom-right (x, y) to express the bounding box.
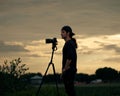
top-left (62, 59), bottom-right (71, 72)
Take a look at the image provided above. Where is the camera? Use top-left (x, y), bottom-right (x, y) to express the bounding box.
top-left (46, 38), bottom-right (57, 44)
top-left (46, 38), bottom-right (58, 50)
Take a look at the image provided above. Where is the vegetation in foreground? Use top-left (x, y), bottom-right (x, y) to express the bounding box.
top-left (0, 58), bottom-right (120, 96)
top-left (4, 83), bottom-right (120, 96)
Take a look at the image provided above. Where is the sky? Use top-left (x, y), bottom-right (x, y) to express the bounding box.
top-left (0, 0), bottom-right (120, 75)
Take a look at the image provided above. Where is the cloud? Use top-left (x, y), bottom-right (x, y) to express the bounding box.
top-left (104, 57), bottom-right (120, 63)
top-left (0, 0), bottom-right (120, 42)
top-left (102, 44), bottom-right (120, 54)
top-left (1, 0), bottom-right (120, 74)
top-left (2, 34), bottom-right (118, 57)
top-left (77, 46), bottom-right (102, 55)
top-left (25, 54), bottom-right (42, 58)
top-left (0, 41), bottom-right (29, 52)
top-left (77, 34), bottom-right (120, 55)
top-left (24, 39), bottom-right (64, 57)
top-left (0, 39), bottom-right (60, 58)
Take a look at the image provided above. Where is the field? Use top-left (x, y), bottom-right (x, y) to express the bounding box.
top-left (5, 83), bottom-right (120, 96)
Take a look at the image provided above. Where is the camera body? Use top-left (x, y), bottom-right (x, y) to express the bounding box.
top-left (46, 38), bottom-right (57, 44)
top-left (46, 38), bottom-right (58, 50)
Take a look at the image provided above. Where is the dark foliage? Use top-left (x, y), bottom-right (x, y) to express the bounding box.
top-left (0, 58), bottom-right (29, 96)
top-left (95, 67), bottom-right (119, 82)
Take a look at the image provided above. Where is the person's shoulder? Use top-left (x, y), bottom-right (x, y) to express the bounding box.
top-left (66, 40), bottom-right (72, 45)
top-left (69, 40), bottom-right (74, 45)
top-left (66, 40), bottom-right (74, 46)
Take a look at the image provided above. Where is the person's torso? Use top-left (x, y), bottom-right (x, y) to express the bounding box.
top-left (62, 40), bottom-right (77, 71)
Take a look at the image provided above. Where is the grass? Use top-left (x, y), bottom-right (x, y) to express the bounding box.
top-left (76, 83), bottom-right (120, 96)
top-left (5, 83), bottom-right (120, 96)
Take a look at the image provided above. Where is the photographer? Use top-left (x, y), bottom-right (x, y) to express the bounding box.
top-left (61, 26), bottom-right (77, 96)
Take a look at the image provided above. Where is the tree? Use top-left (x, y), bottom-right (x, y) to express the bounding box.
top-left (95, 67), bottom-right (119, 82)
top-left (75, 73), bottom-right (89, 83)
top-left (89, 74), bottom-right (97, 82)
top-left (0, 58), bottom-right (29, 95)
top-left (0, 58), bottom-right (29, 78)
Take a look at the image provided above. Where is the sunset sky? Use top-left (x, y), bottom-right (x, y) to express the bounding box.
top-left (0, 0), bottom-right (120, 75)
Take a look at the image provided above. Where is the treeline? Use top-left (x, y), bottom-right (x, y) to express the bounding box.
top-left (43, 67), bottom-right (120, 84)
top-left (76, 67), bottom-right (120, 83)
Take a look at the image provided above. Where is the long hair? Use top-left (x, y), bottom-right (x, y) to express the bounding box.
top-left (61, 25), bottom-right (78, 48)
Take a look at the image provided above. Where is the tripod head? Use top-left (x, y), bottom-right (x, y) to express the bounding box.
top-left (46, 38), bottom-right (58, 51)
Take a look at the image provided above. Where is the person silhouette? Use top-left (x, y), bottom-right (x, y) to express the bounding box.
top-left (61, 25), bottom-right (77, 96)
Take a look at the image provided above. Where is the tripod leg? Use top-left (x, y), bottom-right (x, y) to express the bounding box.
top-left (52, 63), bottom-right (60, 96)
top-left (36, 63), bottom-right (51, 96)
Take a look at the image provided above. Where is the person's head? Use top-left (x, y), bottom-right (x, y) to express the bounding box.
top-left (61, 25), bottom-right (75, 40)
top-left (61, 25), bottom-right (77, 48)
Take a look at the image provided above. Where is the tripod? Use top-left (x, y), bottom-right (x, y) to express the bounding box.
top-left (36, 42), bottom-right (59, 96)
